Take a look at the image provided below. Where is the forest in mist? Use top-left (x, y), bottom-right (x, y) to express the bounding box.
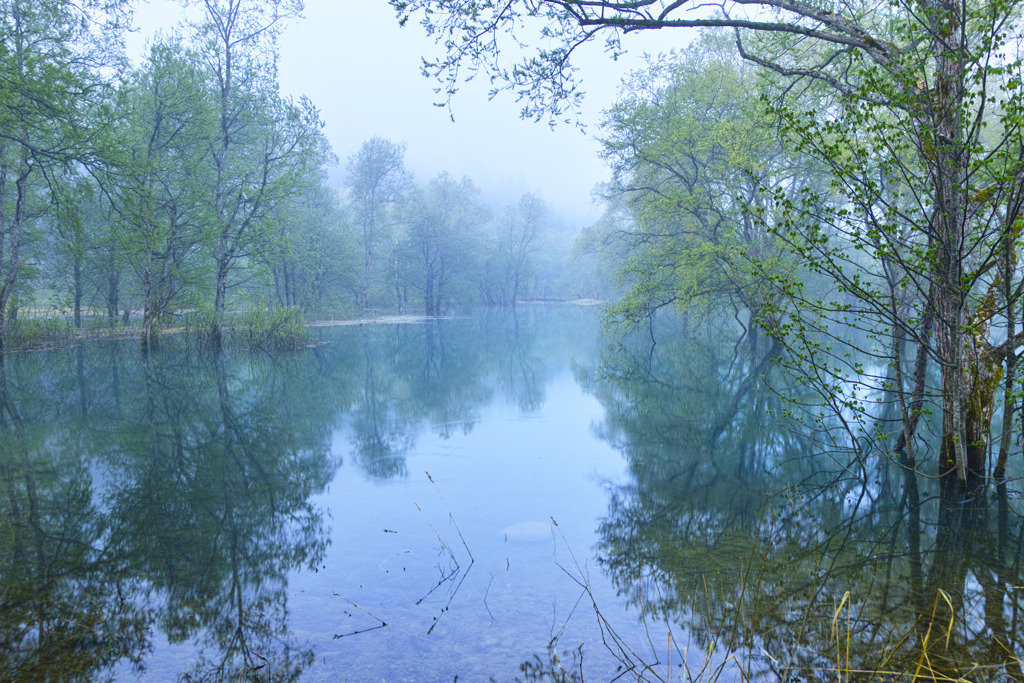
top-left (0, 0), bottom-right (616, 355)
top-left (9, 0), bottom-right (1024, 491)
top-left (11, 0), bottom-right (1024, 679)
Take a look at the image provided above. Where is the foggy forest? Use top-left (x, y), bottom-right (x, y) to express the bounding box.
top-left (6, 0), bottom-right (1024, 681)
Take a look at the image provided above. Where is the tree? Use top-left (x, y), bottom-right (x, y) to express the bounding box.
top-left (597, 43), bottom-right (817, 337)
top-left (47, 178), bottom-right (115, 330)
top-left (269, 177), bottom-right (358, 312)
top-left (392, 0), bottom-right (1024, 486)
top-left (400, 172), bottom-right (489, 315)
top-left (185, 0), bottom-right (327, 346)
top-left (109, 39), bottom-right (213, 351)
top-left (494, 192), bottom-right (546, 306)
top-left (0, 0), bottom-right (129, 349)
top-left (345, 137), bottom-right (412, 309)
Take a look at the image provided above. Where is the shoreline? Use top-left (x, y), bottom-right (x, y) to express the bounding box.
top-left (1, 301), bottom-right (604, 354)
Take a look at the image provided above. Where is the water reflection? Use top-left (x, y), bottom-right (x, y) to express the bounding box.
top-left (0, 308), bottom-right (598, 681)
top-left (15, 308), bottom-right (1010, 681)
top-left (0, 354), bottom-right (152, 682)
top-left (577, 326), bottom-right (1024, 681)
top-left (346, 310), bottom-right (557, 479)
top-left (0, 346), bottom-right (338, 682)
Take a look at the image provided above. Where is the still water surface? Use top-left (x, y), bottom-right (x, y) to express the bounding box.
top-left (3, 307), bottom-right (1024, 681)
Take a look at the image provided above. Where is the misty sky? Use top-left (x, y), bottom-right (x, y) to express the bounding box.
top-left (127, 1), bottom-right (690, 228)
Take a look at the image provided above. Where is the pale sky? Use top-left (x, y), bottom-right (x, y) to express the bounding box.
top-left (126, 0), bottom-right (691, 228)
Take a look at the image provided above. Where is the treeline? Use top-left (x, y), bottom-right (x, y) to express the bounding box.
top-left (338, 137), bottom-right (602, 316)
top-left (0, 0), bottom-right (605, 353)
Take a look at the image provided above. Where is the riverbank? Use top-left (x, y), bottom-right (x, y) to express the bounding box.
top-left (0, 302), bottom-right (605, 354)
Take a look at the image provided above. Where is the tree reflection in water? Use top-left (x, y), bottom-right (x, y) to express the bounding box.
top-left (0, 352), bottom-right (152, 682)
top-left (4, 312), bottom-right (1023, 681)
top-left (0, 343), bottom-right (337, 682)
top-left (345, 309), bottom-right (555, 479)
top-left (0, 309), bottom-right (591, 682)
top-left (565, 325), bottom-right (1024, 681)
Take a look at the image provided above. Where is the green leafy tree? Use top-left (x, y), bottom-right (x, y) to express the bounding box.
top-left (0, 0), bottom-right (129, 349)
top-left (270, 178), bottom-right (358, 313)
top-left (184, 0), bottom-right (328, 346)
top-left (490, 192), bottom-right (546, 306)
top-left (393, 0), bottom-right (1024, 486)
top-left (399, 172), bottom-right (490, 315)
top-left (108, 39), bottom-right (214, 350)
top-left (597, 44), bottom-right (818, 337)
top-left (345, 137), bottom-right (412, 309)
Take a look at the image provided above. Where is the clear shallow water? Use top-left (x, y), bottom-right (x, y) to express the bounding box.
top-left (4, 308), bottom-right (1024, 682)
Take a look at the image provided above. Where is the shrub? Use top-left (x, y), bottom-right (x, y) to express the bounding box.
top-left (4, 312), bottom-right (76, 350)
top-left (233, 305), bottom-right (309, 351)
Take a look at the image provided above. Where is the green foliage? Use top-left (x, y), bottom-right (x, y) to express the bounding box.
top-left (267, 176), bottom-right (360, 315)
top-left (345, 137), bottom-right (412, 309)
top-left (107, 38), bottom-right (215, 336)
top-left (0, 0), bottom-right (131, 346)
top-left (398, 172), bottom-right (491, 315)
top-left (478, 193), bottom-right (547, 305)
top-left (3, 313), bottom-right (76, 350)
top-left (735, 0), bottom-right (1024, 473)
top-left (180, 306), bottom-right (218, 342)
top-left (232, 305), bottom-right (309, 351)
top-left (592, 40), bottom-right (819, 333)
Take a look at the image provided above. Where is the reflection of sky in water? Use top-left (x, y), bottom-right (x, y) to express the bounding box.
top-left (108, 310), bottom-right (688, 682)
top-left (294, 371), bottom-right (634, 681)
top-left (15, 309), bottom-right (1024, 682)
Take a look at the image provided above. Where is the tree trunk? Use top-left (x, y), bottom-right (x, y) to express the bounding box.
top-left (212, 259), bottom-right (229, 349)
top-left (141, 251), bottom-right (154, 354)
top-left (106, 271), bottom-right (119, 328)
top-left (995, 232), bottom-right (1017, 480)
top-left (929, 0), bottom-right (972, 485)
top-left (0, 163), bottom-right (30, 353)
top-left (73, 254), bottom-right (82, 329)
top-left (424, 271), bottom-right (434, 316)
top-left (361, 238), bottom-right (372, 310)
top-left (894, 302), bottom-right (934, 457)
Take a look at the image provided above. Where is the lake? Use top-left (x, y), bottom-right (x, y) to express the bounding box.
top-left (2, 306), bottom-right (1022, 682)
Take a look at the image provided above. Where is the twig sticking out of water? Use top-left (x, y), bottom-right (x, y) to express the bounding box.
top-left (549, 525), bottom-right (648, 681)
top-left (427, 471), bottom-right (474, 561)
top-left (416, 502), bottom-right (456, 561)
top-left (425, 563), bottom-right (474, 635)
top-left (548, 518), bottom-right (740, 683)
top-left (413, 502), bottom-right (461, 607)
top-left (414, 473), bottom-right (475, 634)
top-left (485, 572), bottom-right (498, 624)
top-left (415, 556), bottom-right (460, 606)
top-left (331, 591), bottom-right (387, 639)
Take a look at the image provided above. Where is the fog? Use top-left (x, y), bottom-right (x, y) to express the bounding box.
top-left (127, 0), bottom-right (691, 228)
